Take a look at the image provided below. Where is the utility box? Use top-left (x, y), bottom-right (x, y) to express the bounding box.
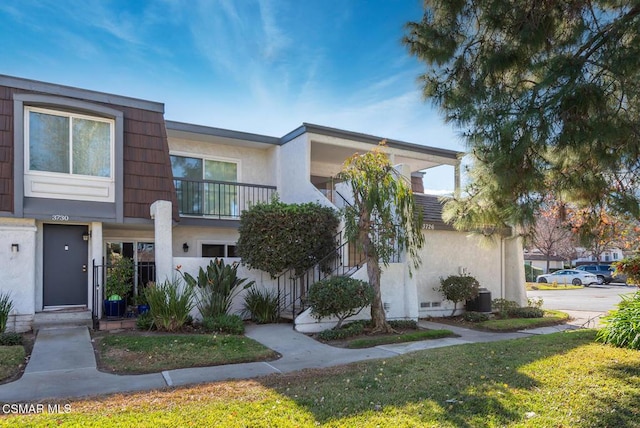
top-left (466, 288), bottom-right (492, 313)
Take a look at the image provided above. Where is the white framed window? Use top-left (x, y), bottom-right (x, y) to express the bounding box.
top-left (24, 107), bottom-right (115, 202)
top-left (170, 153), bottom-right (240, 217)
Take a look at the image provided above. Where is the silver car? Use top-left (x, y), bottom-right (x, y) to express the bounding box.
top-left (536, 269), bottom-right (599, 286)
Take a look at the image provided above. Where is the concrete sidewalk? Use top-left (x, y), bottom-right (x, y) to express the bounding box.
top-left (0, 321), bottom-right (580, 403)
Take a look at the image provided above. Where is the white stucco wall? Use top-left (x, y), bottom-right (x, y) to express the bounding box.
top-left (0, 218), bottom-right (37, 332)
top-left (169, 137), bottom-right (278, 187)
top-left (416, 230), bottom-right (526, 317)
top-left (173, 226), bottom-right (239, 257)
top-left (278, 134), bottom-right (333, 207)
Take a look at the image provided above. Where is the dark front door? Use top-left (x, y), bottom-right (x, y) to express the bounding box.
top-left (43, 224), bottom-right (88, 307)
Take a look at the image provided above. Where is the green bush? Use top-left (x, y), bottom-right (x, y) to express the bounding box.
top-left (135, 312), bottom-right (154, 331)
top-left (0, 332), bottom-right (22, 346)
top-left (388, 319), bottom-right (418, 330)
top-left (308, 277), bottom-right (374, 329)
top-left (0, 292), bottom-right (14, 333)
top-left (179, 259), bottom-right (254, 318)
top-left (202, 314), bottom-right (245, 335)
top-left (317, 320), bottom-right (367, 341)
top-left (243, 287), bottom-right (279, 324)
top-left (145, 278), bottom-right (196, 332)
top-left (463, 311), bottom-right (490, 322)
top-left (597, 291), bottom-right (640, 349)
top-left (437, 275), bottom-right (480, 316)
top-left (508, 307), bottom-right (545, 318)
top-left (492, 298), bottom-right (519, 319)
top-left (236, 197), bottom-right (340, 277)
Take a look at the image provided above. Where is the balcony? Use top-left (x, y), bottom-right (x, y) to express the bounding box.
top-left (173, 178), bottom-right (276, 219)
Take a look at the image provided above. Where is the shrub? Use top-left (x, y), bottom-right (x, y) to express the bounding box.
top-left (527, 297), bottom-right (544, 309)
top-left (179, 259), bottom-right (254, 318)
top-left (0, 332), bottom-right (22, 346)
top-left (237, 197), bottom-right (340, 277)
top-left (492, 298), bottom-right (519, 319)
top-left (136, 312), bottom-right (154, 331)
top-left (202, 314), bottom-right (245, 335)
top-left (437, 275), bottom-right (480, 316)
top-left (317, 320), bottom-right (367, 341)
top-left (597, 291), bottom-right (640, 349)
top-left (0, 292), bottom-right (14, 333)
top-left (144, 278), bottom-right (196, 332)
top-left (243, 287), bottom-right (279, 324)
top-left (308, 277), bottom-right (374, 329)
top-left (463, 311), bottom-right (490, 322)
top-left (388, 319), bottom-right (418, 330)
top-left (508, 307), bottom-right (545, 318)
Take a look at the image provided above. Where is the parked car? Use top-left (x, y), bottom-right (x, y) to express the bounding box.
top-left (575, 264), bottom-right (619, 285)
top-left (536, 269), bottom-right (598, 286)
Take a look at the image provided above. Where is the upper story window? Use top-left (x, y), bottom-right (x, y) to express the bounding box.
top-left (27, 107), bottom-right (113, 178)
top-left (170, 154), bottom-right (239, 217)
top-left (170, 155), bottom-right (237, 182)
top-left (23, 106), bottom-right (116, 203)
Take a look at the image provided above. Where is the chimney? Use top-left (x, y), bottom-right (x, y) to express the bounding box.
top-left (411, 172), bottom-right (425, 193)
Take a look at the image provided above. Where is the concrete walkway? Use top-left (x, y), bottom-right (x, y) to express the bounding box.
top-left (0, 320), bottom-right (580, 403)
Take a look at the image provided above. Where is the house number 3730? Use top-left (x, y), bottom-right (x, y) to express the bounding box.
top-left (51, 215), bottom-right (69, 221)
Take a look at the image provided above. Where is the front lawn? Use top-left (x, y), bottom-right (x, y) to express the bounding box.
top-left (95, 333), bottom-right (278, 374)
top-left (0, 346), bottom-right (25, 382)
top-left (3, 330), bottom-right (639, 427)
top-left (478, 309), bottom-right (570, 331)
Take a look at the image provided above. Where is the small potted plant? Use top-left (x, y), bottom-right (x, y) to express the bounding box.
top-left (104, 257), bottom-right (134, 318)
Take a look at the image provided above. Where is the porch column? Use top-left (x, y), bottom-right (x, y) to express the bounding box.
top-left (89, 222), bottom-right (103, 318)
top-left (150, 200), bottom-right (173, 285)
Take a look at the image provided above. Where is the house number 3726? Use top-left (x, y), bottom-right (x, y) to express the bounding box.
top-left (51, 215), bottom-right (69, 221)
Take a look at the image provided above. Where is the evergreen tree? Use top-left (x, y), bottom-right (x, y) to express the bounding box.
top-left (405, 1), bottom-right (640, 229)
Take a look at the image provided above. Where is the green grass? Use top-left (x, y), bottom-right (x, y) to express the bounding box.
top-left (0, 345), bottom-right (25, 381)
top-left (3, 330), bottom-right (639, 427)
top-left (97, 333), bottom-right (277, 374)
top-left (479, 310), bottom-right (569, 331)
top-left (347, 329), bottom-right (454, 348)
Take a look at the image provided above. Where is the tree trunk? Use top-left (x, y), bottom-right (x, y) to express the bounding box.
top-left (358, 206), bottom-right (393, 333)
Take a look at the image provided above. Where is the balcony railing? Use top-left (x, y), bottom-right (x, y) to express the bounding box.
top-left (173, 178), bottom-right (276, 219)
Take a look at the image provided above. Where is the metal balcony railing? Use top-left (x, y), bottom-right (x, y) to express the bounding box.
top-left (173, 178), bottom-right (276, 219)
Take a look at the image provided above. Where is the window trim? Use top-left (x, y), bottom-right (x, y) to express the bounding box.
top-left (25, 106), bottom-right (115, 180)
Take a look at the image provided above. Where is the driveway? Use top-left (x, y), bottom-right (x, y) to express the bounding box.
top-left (527, 284), bottom-right (637, 328)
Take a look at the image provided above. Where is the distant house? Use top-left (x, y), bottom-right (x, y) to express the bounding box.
top-left (573, 248), bottom-right (624, 265)
top-left (0, 75), bottom-right (526, 333)
top-left (523, 252), bottom-right (565, 273)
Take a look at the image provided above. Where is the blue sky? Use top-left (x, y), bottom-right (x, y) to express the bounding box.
top-left (0, 0), bottom-right (463, 192)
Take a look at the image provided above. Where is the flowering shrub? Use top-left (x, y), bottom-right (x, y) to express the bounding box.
top-left (612, 257), bottom-right (640, 284)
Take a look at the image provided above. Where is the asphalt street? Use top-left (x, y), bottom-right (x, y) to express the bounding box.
top-left (527, 284), bottom-right (637, 328)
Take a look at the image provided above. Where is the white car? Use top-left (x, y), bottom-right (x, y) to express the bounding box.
top-left (536, 269), bottom-right (598, 286)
